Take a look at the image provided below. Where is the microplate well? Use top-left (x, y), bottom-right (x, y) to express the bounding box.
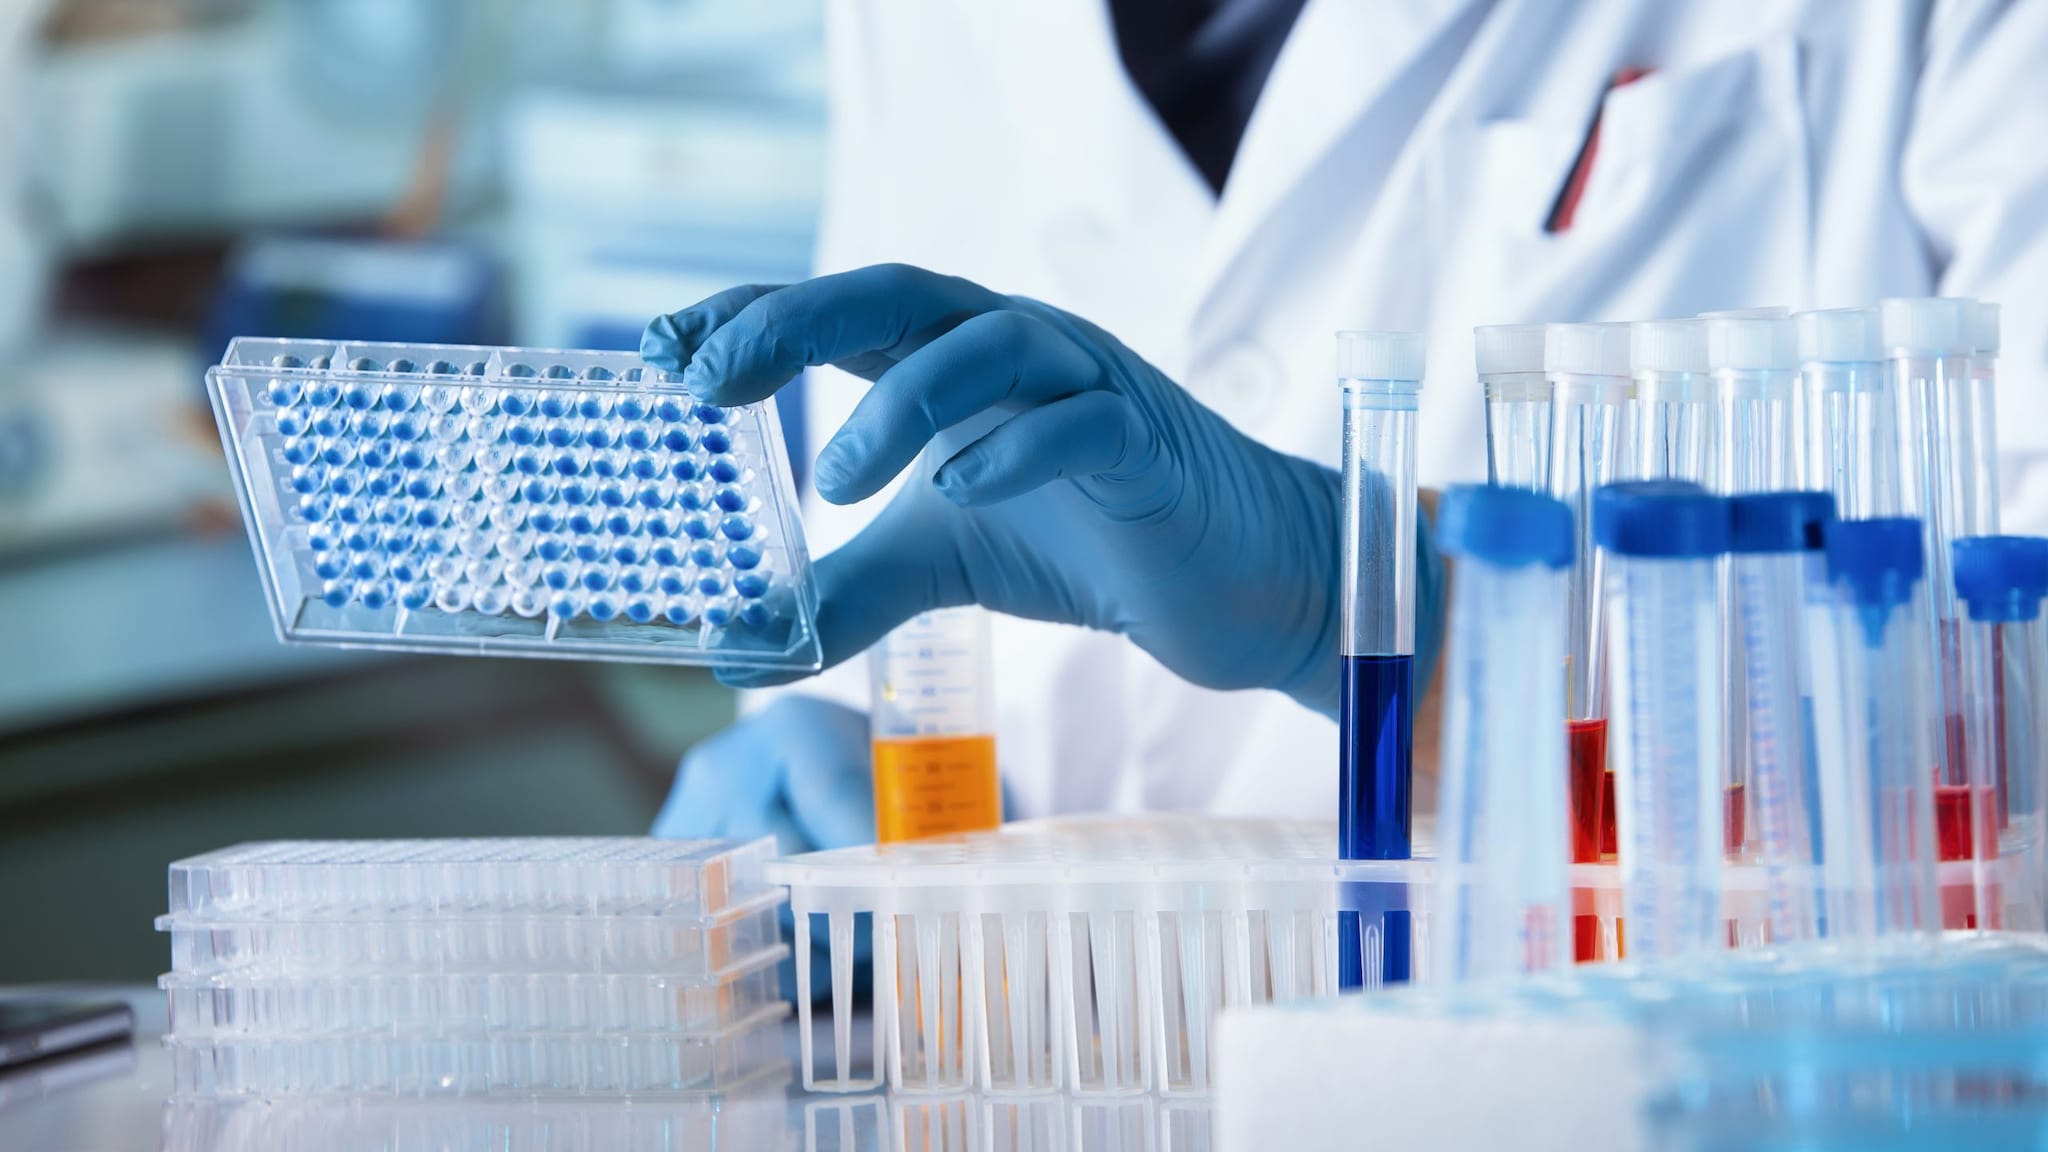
top-left (207, 338), bottom-right (821, 670)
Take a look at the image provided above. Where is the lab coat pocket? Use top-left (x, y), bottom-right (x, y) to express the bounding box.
top-left (1446, 36), bottom-right (1810, 326)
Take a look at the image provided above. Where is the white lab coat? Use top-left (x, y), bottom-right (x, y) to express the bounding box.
top-left (773, 0), bottom-right (2048, 823)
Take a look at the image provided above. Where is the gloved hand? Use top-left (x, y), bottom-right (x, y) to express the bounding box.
top-left (653, 695), bottom-right (874, 1001)
top-left (642, 264), bottom-right (1444, 715)
top-left (652, 694), bottom-right (874, 855)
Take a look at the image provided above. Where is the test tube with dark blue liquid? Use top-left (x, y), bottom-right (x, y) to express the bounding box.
top-left (1338, 331), bottom-right (1424, 989)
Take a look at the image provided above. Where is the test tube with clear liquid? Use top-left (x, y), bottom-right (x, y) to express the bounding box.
top-left (1795, 307), bottom-right (1897, 518)
top-left (1476, 324), bottom-right (1550, 492)
top-left (1544, 323), bottom-right (1632, 961)
top-left (1882, 298), bottom-right (1995, 883)
top-left (1728, 492), bottom-right (1835, 946)
top-left (1598, 481), bottom-right (1729, 964)
top-left (1951, 535), bottom-right (2048, 932)
top-left (1812, 519), bottom-right (1940, 941)
top-left (1338, 331), bottom-right (1424, 989)
top-left (1431, 484), bottom-right (1574, 982)
top-left (1706, 315), bottom-right (1800, 866)
top-left (1630, 319), bottom-right (1717, 489)
top-left (868, 607), bottom-right (1001, 843)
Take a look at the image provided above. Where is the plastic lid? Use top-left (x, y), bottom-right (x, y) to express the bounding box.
top-left (1337, 331), bottom-right (1426, 381)
top-left (1825, 518), bottom-right (1925, 609)
top-left (1700, 306), bottom-right (1790, 320)
top-left (1436, 484), bottom-right (1575, 570)
top-left (1630, 319), bottom-right (1708, 375)
top-left (1879, 298), bottom-right (1973, 356)
top-left (1545, 322), bottom-right (1631, 377)
top-left (1951, 536), bottom-right (2048, 623)
top-left (1795, 307), bottom-right (1882, 364)
top-left (1970, 301), bottom-right (2001, 356)
top-left (1593, 481), bottom-right (1730, 558)
top-left (1473, 324), bottom-right (1546, 377)
top-left (1730, 491), bottom-right (1836, 554)
top-left (1705, 315), bottom-right (1797, 372)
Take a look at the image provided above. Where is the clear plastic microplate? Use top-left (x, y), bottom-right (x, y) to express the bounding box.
top-left (768, 814), bottom-right (1439, 1098)
top-left (165, 1072), bottom-right (791, 1152)
top-left (158, 840), bottom-right (785, 979)
top-left (164, 1003), bottom-right (791, 1097)
top-left (206, 338), bottom-right (821, 670)
top-left (166, 837), bottom-right (778, 920)
top-left (160, 945), bottom-right (787, 1038)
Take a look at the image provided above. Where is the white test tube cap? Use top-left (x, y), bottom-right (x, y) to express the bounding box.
top-left (1705, 314), bottom-right (1797, 372)
top-left (1794, 307), bottom-right (1882, 364)
top-left (1699, 305), bottom-right (1790, 319)
top-left (1473, 323), bottom-right (1546, 377)
top-left (1337, 330), bottom-right (1426, 382)
top-left (1544, 322), bottom-right (1631, 377)
top-left (1630, 319), bottom-right (1708, 375)
top-left (1970, 300), bottom-right (2001, 356)
top-left (1879, 297), bottom-right (1974, 356)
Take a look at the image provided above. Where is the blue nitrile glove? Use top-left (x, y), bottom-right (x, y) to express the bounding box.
top-left (641, 264), bottom-right (1445, 713)
top-left (654, 694), bottom-right (874, 1001)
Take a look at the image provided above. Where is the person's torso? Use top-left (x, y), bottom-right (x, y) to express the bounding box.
top-left (800, 0), bottom-right (1943, 821)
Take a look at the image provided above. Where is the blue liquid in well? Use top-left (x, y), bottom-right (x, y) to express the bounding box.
top-left (1339, 653), bottom-right (1414, 989)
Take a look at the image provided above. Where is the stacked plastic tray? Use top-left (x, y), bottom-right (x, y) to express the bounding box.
top-left (158, 838), bottom-right (792, 1096)
top-left (205, 338), bottom-right (821, 671)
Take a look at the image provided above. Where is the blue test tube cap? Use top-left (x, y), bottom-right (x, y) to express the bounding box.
top-left (1592, 481), bottom-right (1729, 558)
top-left (1952, 536), bottom-right (2048, 623)
top-left (1435, 484), bottom-right (1573, 570)
top-left (1729, 491), bottom-right (1836, 554)
top-left (1825, 518), bottom-right (1925, 608)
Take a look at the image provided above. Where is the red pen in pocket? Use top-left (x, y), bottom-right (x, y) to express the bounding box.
top-left (1544, 67), bottom-right (1653, 234)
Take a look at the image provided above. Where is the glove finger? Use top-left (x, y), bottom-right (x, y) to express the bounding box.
top-left (811, 309), bottom-right (1103, 505)
top-left (929, 388), bottom-right (1160, 508)
top-left (714, 495), bottom-right (963, 689)
top-left (651, 724), bottom-right (786, 838)
top-left (640, 284), bottom-right (786, 373)
top-left (684, 265), bottom-right (1008, 406)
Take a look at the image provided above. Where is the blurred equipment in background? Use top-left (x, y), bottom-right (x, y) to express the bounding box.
top-left (204, 237), bottom-right (501, 360)
top-left (1, 0), bottom-right (828, 985)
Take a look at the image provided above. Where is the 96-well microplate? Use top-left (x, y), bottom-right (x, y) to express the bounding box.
top-left (207, 338), bottom-right (821, 669)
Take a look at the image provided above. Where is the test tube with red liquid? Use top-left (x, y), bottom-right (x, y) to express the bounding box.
top-left (1338, 331), bottom-right (1425, 989)
top-left (1950, 536), bottom-right (2048, 931)
top-left (1882, 298), bottom-right (1995, 856)
top-left (1545, 323), bottom-right (1632, 961)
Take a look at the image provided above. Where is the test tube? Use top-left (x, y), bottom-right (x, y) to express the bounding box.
top-left (1431, 484), bottom-right (1575, 982)
top-left (1475, 324), bottom-right (1550, 492)
top-left (1630, 319), bottom-right (1715, 487)
top-left (1728, 491), bottom-right (1836, 946)
top-left (1881, 298), bottom-right (1990, 847)
top-left (1700, 306), bottom-right (1791, 320)
top-left (1597, 481), bottom-right (1729, 964)
top-left (1950, 536), bottom-right (2048, 931)
top-left (1794, 307), bottom-right (1896, 517)
top-left (1811, 519), bottom-right (1939, 941)
top-left (1706, 315), bottom-right (1800, 865)
top-left (867, 607), bottom-right (1001, 843)
top-left (1545, 323), bottom-right (1631, 962)
top-left (1338, 330), bottom-right (1425, 989)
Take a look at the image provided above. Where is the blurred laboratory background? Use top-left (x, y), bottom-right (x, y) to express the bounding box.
top-left (0, 0), bottom-right (824, 982)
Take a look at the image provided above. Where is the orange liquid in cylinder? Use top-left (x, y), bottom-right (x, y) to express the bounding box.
top-left (872, 735), bottom-right (1001, 843)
